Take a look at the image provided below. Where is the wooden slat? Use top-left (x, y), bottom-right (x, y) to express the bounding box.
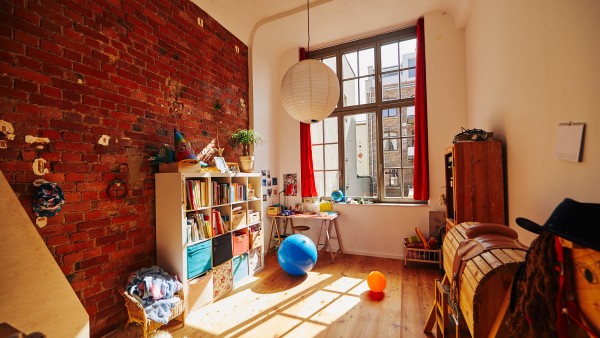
top-left (480, 251), bottom-right (503, 270)
top-left (489, 249), bottom-right (517, 266)
top-left (502, 248), bottom-right (527, 262)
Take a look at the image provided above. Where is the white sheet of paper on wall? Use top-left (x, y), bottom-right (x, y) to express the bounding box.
top-left (554, 122), bottom-right (585, 162)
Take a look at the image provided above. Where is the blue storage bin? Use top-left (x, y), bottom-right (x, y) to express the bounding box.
top-left (187, 239), bottom-right (212, 279)
top-left (233, 253), bottom-right (249, 285)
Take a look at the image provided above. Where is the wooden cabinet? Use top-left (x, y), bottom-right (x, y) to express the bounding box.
top-left (444, 140), bottom-right (505, 230)
top-left (155, 172), bottom-right (263, 315)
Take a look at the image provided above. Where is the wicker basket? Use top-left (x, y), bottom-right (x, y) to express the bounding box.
top-left (122, 289), bottom-right (185, 337)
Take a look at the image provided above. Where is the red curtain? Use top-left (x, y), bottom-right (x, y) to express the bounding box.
top-left (413, 17), bottom-right (429, 201)
top-left (299, 48), bottom-right (319, 198)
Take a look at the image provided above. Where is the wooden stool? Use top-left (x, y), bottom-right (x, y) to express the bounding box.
top-left (291, 225), bottom-right (310, 234)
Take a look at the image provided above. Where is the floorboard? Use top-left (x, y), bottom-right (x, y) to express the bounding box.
top-left (164, 251), bottom-right (442, 338)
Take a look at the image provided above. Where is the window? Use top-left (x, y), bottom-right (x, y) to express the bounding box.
top-left (309, 27), bottom-right (418, 203)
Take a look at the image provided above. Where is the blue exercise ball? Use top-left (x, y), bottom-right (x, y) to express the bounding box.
top-left (277, 234), bottom-right (318, 275)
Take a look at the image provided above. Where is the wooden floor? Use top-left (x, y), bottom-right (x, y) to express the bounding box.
top-left (166, 251), bottom-right (442, 338)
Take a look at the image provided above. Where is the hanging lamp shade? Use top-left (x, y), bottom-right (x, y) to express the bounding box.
top-left (280, 59), bottom-right (340, 124)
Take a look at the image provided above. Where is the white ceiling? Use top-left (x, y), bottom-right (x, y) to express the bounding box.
top-left (192, 0), bottom-right (473, 46)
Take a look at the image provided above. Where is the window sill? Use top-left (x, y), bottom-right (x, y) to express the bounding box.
top-left (333, 201), bottom-right (428, 207)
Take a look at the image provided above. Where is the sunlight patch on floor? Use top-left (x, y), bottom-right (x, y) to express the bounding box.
top-left (180, 271), bottom-right (374, 337)
top-left (322, 275), bottom-right (365, 294)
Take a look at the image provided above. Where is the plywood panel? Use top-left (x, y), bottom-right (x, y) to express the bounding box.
top-left (0, 171), bottom-right (89, 337)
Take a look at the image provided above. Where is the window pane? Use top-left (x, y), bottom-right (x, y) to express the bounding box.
top-left (344, 112), bottom-right (377, 198)
top-left (342, 51), bottom-right (357, 79)
top-left (311, 120), bottom-right (323, 144)
top-left (322, 56), bottom-right (336, 74)
top-left (383, 108), bottom-right (398, 118)
top-left (324, 171), bottom-right (339, 197)
top-left (384, 169), bottom-right (402, 198)
top-left (312, 145), bottom-right (323, 170)
top-left (407, 57), bottom-right (416, 78)
top-left (402, 106), bottom-right (415, 137)
top-left (402, 138), bottom-right (414, 166)
top-left (381, 42), bottom-right (399, 71)
top-left (358, 48), bottom-right (374, 77)
top-left (342, 79), bottom-right (358, 106)
top-left (400, 68), bottom-right (415, 99)
top-left (323, 117), bottom-right (338, 143)
top-left (402, 168), bottom-right (414, 198)
top-left (314, 171), bottom-right (324, 197)
top-left (399, 39), bottom-right (416, 66)
top-left (381, 72), bottom-right (400, 101)
top-left (383, 139), bottom-right (400, 168)
top-left (359, 76), bottom-right (375, 104)
top-left (324, 144), bottom-right (338, 170)
top-left (382, 109), bottom-right (401, 135)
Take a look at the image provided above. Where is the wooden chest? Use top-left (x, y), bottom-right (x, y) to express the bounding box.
top-left (443, 222), bottom-right (526, 337)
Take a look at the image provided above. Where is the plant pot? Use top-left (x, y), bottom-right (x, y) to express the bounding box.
top-left (239, 156), bottom-right (254, 173)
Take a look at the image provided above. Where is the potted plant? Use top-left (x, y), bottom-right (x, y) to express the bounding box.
top-left (229, 129), bottom-right (263, 172)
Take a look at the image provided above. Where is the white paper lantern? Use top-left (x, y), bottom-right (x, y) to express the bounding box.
top-left (280, 59), bottom-right (340, 124)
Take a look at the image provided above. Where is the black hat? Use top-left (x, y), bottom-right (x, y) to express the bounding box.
top-left (516, 198), bottom-right (600, 252)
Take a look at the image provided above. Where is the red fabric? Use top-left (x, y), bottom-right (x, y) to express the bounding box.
top-left (413, 17), bottom-right (430, 201)
top-left (299, 48), bottom-right (319, 197)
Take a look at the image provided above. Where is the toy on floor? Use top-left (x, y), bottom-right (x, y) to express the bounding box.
top-left (367, 271), bottom-right (387, 292)
top-left (277, 234), bottom-right (318, 276)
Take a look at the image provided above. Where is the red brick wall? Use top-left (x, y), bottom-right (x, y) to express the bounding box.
top-left (0, 0), bottom-right (248, 336)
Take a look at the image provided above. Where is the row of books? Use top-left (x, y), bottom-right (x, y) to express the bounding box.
top-left (186, 180), bottom-right (249, 210)
top-left (186, 210), bottom-right (231, 243)
top-left (212, 182), bottom-right (247, 206)
top-left (186, 180), bottom-right (209, 210)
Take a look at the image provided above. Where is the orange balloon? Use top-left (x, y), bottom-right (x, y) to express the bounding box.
top-left (367, 271), bottom-right (386, 292)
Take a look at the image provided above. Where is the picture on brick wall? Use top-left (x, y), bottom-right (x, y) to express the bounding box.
top-left (283, 173), bottom-right (297, 196)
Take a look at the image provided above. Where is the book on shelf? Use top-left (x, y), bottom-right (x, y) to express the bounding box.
top-left (211, 209), bottom-right (219, 235)
top-left (193, 213), bottom-right (206, 241)
top-left (186, 217), bottom-right (193, 243)
top-left (221, 214), bottom-right (230, 233)
top-left (186, 180), bottom-right (195, 210)
top-left (200, 181), bottom-right (208, 207)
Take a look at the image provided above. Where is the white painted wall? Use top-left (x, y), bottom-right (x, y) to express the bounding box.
top-left (252, 10), bottom-right (468, 258)
top-left (464, 0), bottom-right (600, 245)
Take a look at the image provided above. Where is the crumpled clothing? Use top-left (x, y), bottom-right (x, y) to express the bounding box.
top-left (125, 265), bottom-right (182, 324)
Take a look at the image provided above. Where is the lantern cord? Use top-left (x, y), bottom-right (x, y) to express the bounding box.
top-left (307, 0), bottom-right (310, 54)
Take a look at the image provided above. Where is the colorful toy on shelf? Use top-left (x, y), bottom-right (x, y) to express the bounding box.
top-left (174, 128), bottom-right (198, 162)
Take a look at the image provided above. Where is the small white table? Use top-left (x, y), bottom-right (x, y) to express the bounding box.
top-left (267, 213), bottom-right (343, 262)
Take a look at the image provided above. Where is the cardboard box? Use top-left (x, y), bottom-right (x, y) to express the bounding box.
top-left (248, 211), bottom-right (261, 224)
top-left (267, 206), bottom-right (281, 216)
top-left (231, 210), bottom-right (247, 229)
